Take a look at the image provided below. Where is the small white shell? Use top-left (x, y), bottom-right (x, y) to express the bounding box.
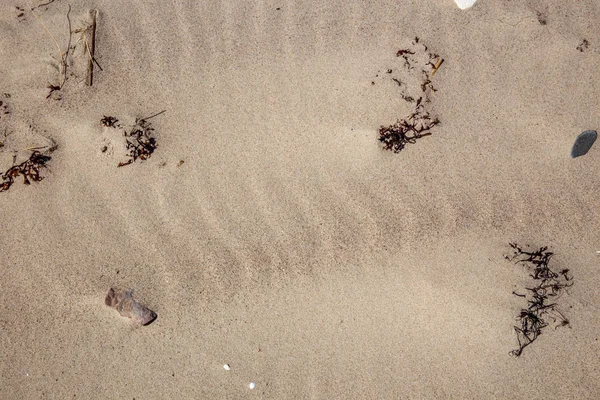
top-left (249, 382), bottom-right (256, 389)
top-left (223, 364), bottom-right (231, 371)
top-left (454, 0), bottom-right (477, 9)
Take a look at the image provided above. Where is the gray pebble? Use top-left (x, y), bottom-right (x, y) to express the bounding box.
top-left (571, 130), bottom-right (597, 158)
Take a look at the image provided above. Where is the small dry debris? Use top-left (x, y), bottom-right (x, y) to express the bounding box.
top-left (15, 6), bottom-right (25, 20)
top-left (0, 94), bottom-right (11, 121)
top-left (576, 39), bottom-right (589, 53)
top-left (536, 11), bottom-right (548, 25)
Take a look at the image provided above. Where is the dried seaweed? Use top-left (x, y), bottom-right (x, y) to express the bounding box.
top-left (576, 39), bottom-right (589, 53)
top-left (506, 243), bottom-right (573, 357)
top-left (396, 48), bottom-right (416, 69)
top-left (1, 151), bottom-right (52, 192)
top-left (378, 37), bottom-right (442, 153)
top-left (378, 102), bottom-right (439, 153)
top-left (46, 84), bottom-right (61, 99)
top-left (100, 115), bottom-right (120, 128)
top-left (0, 95), bottom-right (11, 120)
top-left (15, 6), bottom-right (25, 19)
top-left (117, 118), bottom-right (157, 167)
top-left (101, 111), bottom-right (163, 167)
top-left (536, 11), bottom-right (548, 25)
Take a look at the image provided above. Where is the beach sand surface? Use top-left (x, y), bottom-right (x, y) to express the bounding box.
top-left (1, 0), bottom-right (600, 398)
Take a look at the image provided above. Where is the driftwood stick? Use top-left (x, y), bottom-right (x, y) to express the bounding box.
top-left (430, 58), bottom-right (444, 77)
top-left (86, 10), bottom-right (97, 86)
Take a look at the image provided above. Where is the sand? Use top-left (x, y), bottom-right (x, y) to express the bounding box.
top-left (1, 0), bottom-right (599, 398)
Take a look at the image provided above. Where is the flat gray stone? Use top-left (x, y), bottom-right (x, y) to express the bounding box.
top-left (571, 130), bottom-right (597, 158)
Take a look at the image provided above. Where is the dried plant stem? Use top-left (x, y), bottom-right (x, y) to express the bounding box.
top-left (28, 2), bottom-right (71, 88)
top-left (141, 110), bottom-right (167, 121)
top-left (86, 10), bottom-right (97, 86)
top-left (64, 5), bottom-right (72, 87)
top-left (32, 0), bottom-right (56, 9)
top-left (430, 58), bottom-right (444, 77)
top-left (27, 1), bottom-right (61, 55)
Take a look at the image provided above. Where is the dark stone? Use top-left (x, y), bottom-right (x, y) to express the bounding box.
top-left (571, 130), bottom-right (597, 158)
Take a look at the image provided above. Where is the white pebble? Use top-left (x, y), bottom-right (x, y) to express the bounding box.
top-left (223, 364), bottom-right (230, 371)
top-left (454, 0), bottom-right (477, 9)
top-left (249, 382), bottom-right (256, 390)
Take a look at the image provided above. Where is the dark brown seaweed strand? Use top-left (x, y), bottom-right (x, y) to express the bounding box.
top-left (113, 116), bottom-right (158, 167)
top-left (378, 103), bottom-right (439, 153)
top-left (507, 243), bottom-right (573, 357)
top-left (100, 115), bottom-right (120, 128)
top-left (381, 39), bottom-right (441, 153)
top-left (0, 151), bottom-right (52, 192)
top-left (31, 0), bottom-right (56, 11)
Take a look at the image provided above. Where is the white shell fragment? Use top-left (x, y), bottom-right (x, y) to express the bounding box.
top-left (454, 0), bottom-right (477, 9)
top-left (249, 382), bottom-right (256, 390)
top-left (105, 288), bottom-right (157, 325)
top-left (223, 364), bottom-right (231, 371)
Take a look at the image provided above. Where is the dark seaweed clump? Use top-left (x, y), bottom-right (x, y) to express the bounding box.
top-left (378, 100), bottom-right (439, 153)
top-left (1, 151), bottom-right (52, 192)
top-left (118, 119), bottom-right (156, 167)
top-left (119, 118), bottom-right (157, 167)
top-left (576, 39), bottom-right (589, 53)
top-left (0, 97), bottom-right (10, 120)
top-left (100, 115), bottom-right (120, 128)
top-left (378, 37), bottom-right (441, 153)
top-left (506, 243), bottom-right (573, 357)
top-left (101, 114), bottom-right (159, 167)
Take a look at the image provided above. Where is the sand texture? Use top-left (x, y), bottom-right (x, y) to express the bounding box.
top-left (1, 0), bottom-right (600, 398)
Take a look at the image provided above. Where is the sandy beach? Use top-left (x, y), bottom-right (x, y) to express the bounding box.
top-left (1, 0), bottom-right (600, 398)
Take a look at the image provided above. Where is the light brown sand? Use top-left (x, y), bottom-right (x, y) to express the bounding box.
top-left (1, 0), bottom-right (600, 398)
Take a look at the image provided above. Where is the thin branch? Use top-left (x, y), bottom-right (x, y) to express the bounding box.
top-left (31, 0), bottom-right (56, 10)
top-left (141, 110), bottom-right (167, 121)
top-left (86, 10), bottom-right (97, 86)
top-left (63, 5), bottom-right (72, 88)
